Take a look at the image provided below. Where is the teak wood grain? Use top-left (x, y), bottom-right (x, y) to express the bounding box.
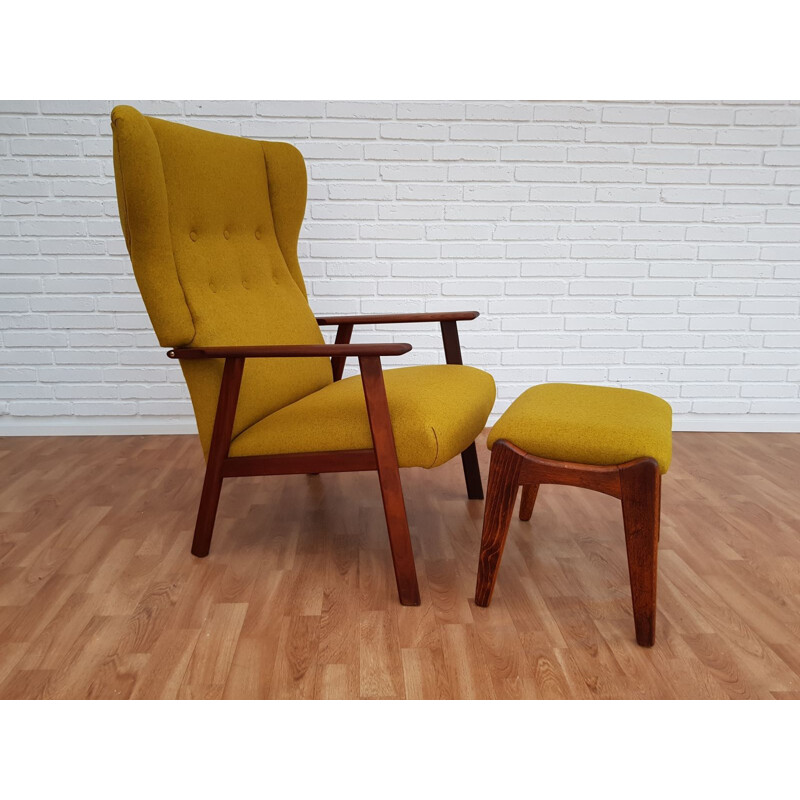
top-left (191, 356), bottom-right (244, 558)
top-left (170, 311), bottom-right (485, 606)
top-left (2, 431), bottom-right (799, 699)
top-left (440, 320), bottom-right (484, 501)
top-left (359, 356), bottom-right (420, 606)
top-left (475, 441), bottom-right (660, 646)
top-left (167, 342), bottom-right (412, 360)
top-left (315, 311), bottom-right (480, 327)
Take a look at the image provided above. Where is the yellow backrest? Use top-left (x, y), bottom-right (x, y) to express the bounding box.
top-left (111, 106), bottom-right (332, 455)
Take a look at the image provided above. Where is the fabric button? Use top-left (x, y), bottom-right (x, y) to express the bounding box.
top-left (241, 279), bottom-right (249, 289)
top-left (254, 229), bottom-right (261, 240)
top-left (223, 229), bottom-right (230, 239)
top-left (189, 231), bottom-right (198, 242)
top-left (209, 282), bottom-right (216, 293)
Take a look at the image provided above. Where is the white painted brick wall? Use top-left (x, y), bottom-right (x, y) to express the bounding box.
top-left (1, 100), bottom-right (799, 434)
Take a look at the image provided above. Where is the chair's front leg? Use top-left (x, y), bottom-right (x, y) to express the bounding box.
top-left (192, 356), bottom-right (244, 557)
top-left (440, 319), bottom-right (484, 500)
top-left (358, 355), bottom-right (420, 606)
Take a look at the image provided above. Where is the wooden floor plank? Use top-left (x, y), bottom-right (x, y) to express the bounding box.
top-left (401, 644), bottom-right (451, 700)
top-left (179, 602), bottom-right (248, 699)
top-left (268, 615), bottom-right (320, 700)
top-left (440, 623), bottom-right (495, 699)
top-left (0, 430), bottom-right (799, 699)
top-left (359, 610), bottom-right (405, 699)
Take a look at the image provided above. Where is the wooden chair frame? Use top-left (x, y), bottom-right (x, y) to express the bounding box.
top-left (168, 310), bottom-right (485, 607)
top-left (474, 440), bottom-right (661, 646)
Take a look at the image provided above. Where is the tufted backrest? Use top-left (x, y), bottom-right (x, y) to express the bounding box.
top-left (111, 106), bottom-right (332, 456)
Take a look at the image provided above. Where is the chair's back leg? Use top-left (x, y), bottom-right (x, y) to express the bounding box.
top-left (619, 458), bottom-right (661, 647)
top-left (330, 322), bottom-right (354, 381)
top-left (440, 319), bottom-right (484, 499)
top-left (191, 357), bottom-right (244, 558)
top-left (359, 356), bottom-right (421, 606)
top-left (460, 443), bottom-right (484, 500)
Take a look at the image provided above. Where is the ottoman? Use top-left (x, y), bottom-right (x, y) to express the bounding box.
top-left (474, 383), bottom-right (672, 646)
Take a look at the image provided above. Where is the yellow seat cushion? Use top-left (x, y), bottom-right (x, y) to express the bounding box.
top-left (230, 365), bottom-right (496, 469)
top-left (487, 383), bottom-right (672, 474)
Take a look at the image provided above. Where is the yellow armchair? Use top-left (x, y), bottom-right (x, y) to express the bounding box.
top-left (111, 106), bottom-right (496, 605)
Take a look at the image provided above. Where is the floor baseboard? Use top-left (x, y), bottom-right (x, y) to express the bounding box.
top-left (0, 415), bottom-right (799, 437)
top-left (0, 419), bottom-right (198, 436)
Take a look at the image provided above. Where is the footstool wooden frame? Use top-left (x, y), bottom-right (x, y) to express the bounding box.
top-left (475, 440), bottom-right (661, 647)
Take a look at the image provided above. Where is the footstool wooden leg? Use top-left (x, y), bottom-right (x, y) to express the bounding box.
top-left (519, 484), bottom-right (539, 521)
top-left (475, 441), bottom-right (524, 607)
top-left (619, 458), bottom-right (661, 647)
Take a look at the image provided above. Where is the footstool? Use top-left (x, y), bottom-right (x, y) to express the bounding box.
top-left (474, 383), bottom-right (672, 647)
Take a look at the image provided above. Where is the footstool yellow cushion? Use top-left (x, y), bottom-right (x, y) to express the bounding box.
top-left (487, 383), bottom-right (673, 474)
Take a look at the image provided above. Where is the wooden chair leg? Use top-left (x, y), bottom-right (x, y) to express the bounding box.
top-left (359, 355), bottom-right (421, 606)
top-left (191, 357), bottom-right (244, 557)
top-left (474, 441), bottom-right (524, 607)
top-left (438, 319), bottom-right (484, 500)
top-left (619, 458), bottom-right (661, 647)
top-left (330, 322), bottom-right (354, 382)
top-left (519, 484), bottom-right (539, 521)
top-left (192, 460), bottom-right (224, 557)
top-left (460, 442), bottom-right (484, 500)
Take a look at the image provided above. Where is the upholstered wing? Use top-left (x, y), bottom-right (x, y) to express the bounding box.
top-left (111, 105), bottom-right (332, 455)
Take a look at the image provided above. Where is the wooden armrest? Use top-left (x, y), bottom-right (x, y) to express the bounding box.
top-left (167, 343), bottom-right (412, 360)
top-left (315, 310), bottom-right (479, 326)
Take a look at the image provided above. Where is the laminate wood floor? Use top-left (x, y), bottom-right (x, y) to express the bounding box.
top-left (0, 431), bottom-right (798, 699)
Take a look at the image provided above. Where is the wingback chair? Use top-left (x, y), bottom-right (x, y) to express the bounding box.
top-left (110, 105), bottom-right (495, 605)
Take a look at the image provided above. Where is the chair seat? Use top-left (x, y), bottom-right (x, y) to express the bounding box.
top-left (229, 365), bottom-right (496, 469)
top-left (487, 383), bottom-right (672, 474)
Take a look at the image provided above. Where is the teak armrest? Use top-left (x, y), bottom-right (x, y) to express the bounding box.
top-left (315, 310), bottom-right (479, 326)
top-left (181, 338), bottom-right (421, 605)
top-left (167, 343), bottom-right (412, 360)
top-left (316, 310), bottom-right (479, 398)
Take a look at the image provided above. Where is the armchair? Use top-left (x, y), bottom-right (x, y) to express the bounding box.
top-left (111, 106), bottom-right (496, 605)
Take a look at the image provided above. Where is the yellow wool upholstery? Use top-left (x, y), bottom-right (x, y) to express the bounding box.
top-left (488, 383), bottom-right (672, 473)
top-left (112, 106), bottom-right (337, 454)
top-left (230, 365), bottom-right (496, 468)
top-left (111, 106), bottom-right (496, 468)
